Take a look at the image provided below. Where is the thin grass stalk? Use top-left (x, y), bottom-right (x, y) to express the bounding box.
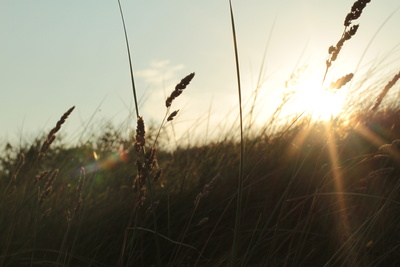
top-left (246, 19), bottom-right (276, 132)
top-left (117, 2), bottom-right (161, 265)
top-left (77, 96), bottom-right (107, 145)
top-left (229, 1), bottom-right (244, 265)
top-left (119, 210), bottom-right (139, 266)
top-left (164, 194), bottom-right (169, 238)
top-left (171, 174), bottom-right (218, 264)
top-left (132, 118), bottom-right (162, 265)
top-left (370, 245), bottom-right (400, 266)
top-left (30, 191), bottom-right (41, 266)
top-left (58, 168), bottom-right (86, 265)
top-left (291, 193), bottom-right (318, 264)
top-left (319, 200), bottom-right (382, 266)
top-left (268, 145), bottom-right (315, 264)
top-left (125, 212), bottom-right (141, 266)
top-left (169, 200), bottom-right (200, 264)
top-left (324, 178), bottom-right (400, 266)
top-left (240, 161), bottom-right (304, 266)
top-left (65, 168), bottom-right (88, 266)
top-left (4, 153), bottom-right (25, 193)
top-left (353, 7), bottom-right (400, 80)
top-left (117, 0), bottom-right (139, 118)
top-left (129, 227), bottom-right (205, 258)
top-left (194, 195), bottom-right (236, 266)
top-left (242, 214), bottom-right (262, 261)
top-left (153, 107), bottom-right (171, 148)
top-left (139, 173), bottom-right (161, 265)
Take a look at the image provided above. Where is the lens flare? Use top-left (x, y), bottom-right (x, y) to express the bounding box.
top-left (84, 146), bottom-right (130, 175)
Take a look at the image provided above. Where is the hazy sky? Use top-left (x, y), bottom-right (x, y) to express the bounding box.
top-left (1, 0), bottom-right (400, 147)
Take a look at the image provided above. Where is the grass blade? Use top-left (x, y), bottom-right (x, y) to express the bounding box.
top-left (117, 0), bottom-right (140, 118)
top-left (229, 0), bottom-right (245, 265)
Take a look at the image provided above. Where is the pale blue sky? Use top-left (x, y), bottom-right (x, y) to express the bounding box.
top-left (1, 1), bottom-right (400, 146)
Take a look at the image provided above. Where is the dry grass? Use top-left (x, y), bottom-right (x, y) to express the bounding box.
top-left (324, 0), bottom-right (372, 81)
top-left (1, 109), bottom-right (400, 265)
top-left (372, 71), bottom-right (400, 110)
top-left (38, 106), bottom-right (75, 161)
top-left (165, 72), bottom-right (195, 108)
top-left (1, 0), bottom-right (400, 266)
top-left (39, 169), bottom-right (59, 203)
top-left (329, 73), bottom-right (354, 90)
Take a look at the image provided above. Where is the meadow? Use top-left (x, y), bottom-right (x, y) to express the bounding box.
top-left (2, 1), bottom-right (400, 266)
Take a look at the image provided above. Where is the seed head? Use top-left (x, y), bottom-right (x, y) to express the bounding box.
top-left (372, 71), bottom-right (400, 111)
top-left (167, 110), bottom-right (180, 122)
top-left (345, 0), bottom-right (371, 26)
top-left (329, 73), bottom-right (354, 90)
top-left (134, 116), bottom-right (145, 151)
top-left (166, 73), bottom-right (195, 107)
top-left (38, 106), bottom-right (75, 160)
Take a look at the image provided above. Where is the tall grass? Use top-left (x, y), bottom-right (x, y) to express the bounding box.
top-left (228, 1), bottom-right (245, 265)
top-left (1, 0), bottom-right (400, 266)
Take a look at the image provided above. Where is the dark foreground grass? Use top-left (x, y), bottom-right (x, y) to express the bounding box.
top-left (2, 1), bottom-right (400, 266)
top-left (2, 108), bottom-right (400, 266)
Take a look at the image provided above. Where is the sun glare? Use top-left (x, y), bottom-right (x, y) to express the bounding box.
top-left (284, 71), bottom-right (348, 121)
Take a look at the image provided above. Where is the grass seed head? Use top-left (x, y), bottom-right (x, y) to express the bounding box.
top-left (167, 110), bottom-right (180, 122)
top-left (153, 169), bottom-right (162, 182)
top-left (40, 208), bottom-right (52, 221)
top-left (196, 217), bottom-right (209, 227)
top-left (329, 73), bottom-right (354, 90)
top-left (38, 106), bottom-right (75, 160)
top-left (35, 170), bottom-right (50, 184)
top-left (372, 71), bottom-right (400, 111)
top-left (166, 72), bottom-right (195, 107)
top-left (133, 160), bottom-right (147, 194)
top-left (325, 1), bottom-right (367, 77)
top-left (134, 116), bottom-right (146, 151)
top-left (327, 26), bottom-right (359, 68)
top-left (50, 106), bottom-right (75, 138)
top-left (345, 0), bottom-right (371, 26)
top-left (11, 153), bottom-right (25, 183)
top-left (175, 72), bottom-right (195, 91)
top-left (145, 146), bottom-right (157, 171)
top-left (40, 169), bottom-right (59, 203)
top-left (194, 174), bottom-right (219, 206)
top-left (43, 169), bottom-right (58, 190)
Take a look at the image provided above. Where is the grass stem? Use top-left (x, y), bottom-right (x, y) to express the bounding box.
top-left (117, 0), bottom-right (140, 118)
top-left (229, 0), bottom-right (245, 265)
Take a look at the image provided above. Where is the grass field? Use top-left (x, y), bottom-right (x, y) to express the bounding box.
top-left (1, 1), bottom-right (400, 266)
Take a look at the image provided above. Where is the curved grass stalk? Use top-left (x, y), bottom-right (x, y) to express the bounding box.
top-left (117, 0), bottom-right (139, 118)
top-left (116, 1), bottom-right (161, 265)
top-left (229, 0), bottom-right (244, 265)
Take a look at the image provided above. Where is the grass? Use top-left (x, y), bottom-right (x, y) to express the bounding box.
top-left (3, 110), bottom-right (400, 266)
top-left (228, 1), bottom-right (245, 265)
top-left (2, 109), bottom-right (400, 266)
top-left (2, 0), bottom-right (400, 266)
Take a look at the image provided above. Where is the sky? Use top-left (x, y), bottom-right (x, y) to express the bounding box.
top-left (1, 0), bottom-right (400, 148)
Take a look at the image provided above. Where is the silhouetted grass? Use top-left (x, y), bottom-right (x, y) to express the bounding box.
top-left (2, 108), bottom-right (400, 266)
top-left (2, 1), bottom-right (400, 266)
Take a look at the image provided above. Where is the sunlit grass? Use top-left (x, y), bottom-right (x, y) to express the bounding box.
top-left (2, 82), bottom-right (400, 266)
top-left (1, 0), bottom-right (400, 266)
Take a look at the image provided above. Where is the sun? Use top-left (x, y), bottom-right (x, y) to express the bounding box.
top-left (295, 85), bottom-right (346, 121)
top-left (284, 71), bottom-right (348, 121)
